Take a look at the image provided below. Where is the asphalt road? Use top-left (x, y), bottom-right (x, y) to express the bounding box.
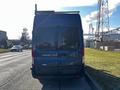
top-left (0, 50), bottom-right (92, 90)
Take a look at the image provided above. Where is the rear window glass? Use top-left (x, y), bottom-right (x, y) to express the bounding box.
top-left (35, 27), bottom-right (80, 50)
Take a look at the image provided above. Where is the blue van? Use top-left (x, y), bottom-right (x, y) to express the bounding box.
top-left (31, 10), bottom-right (84, 78)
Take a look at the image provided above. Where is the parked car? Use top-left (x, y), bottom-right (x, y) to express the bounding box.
top-left (10, 45), bottom-right (23, 52)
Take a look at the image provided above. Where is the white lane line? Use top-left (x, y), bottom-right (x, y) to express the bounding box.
top-left (0, 53), bottom-right (30, 62)
top-left (0, 50), bottom-right (31, 57)
top-left (0, 54), bottom-right (13, 58)
top-left (0, 53), bottom-right (25, 59)
top-left (0, 51), bottom-right (31, 59)
top-left (0, 55), bottom-right (31, 67)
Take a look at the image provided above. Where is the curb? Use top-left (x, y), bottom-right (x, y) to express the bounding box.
top-left (85, 71), bottom-right (102, 90)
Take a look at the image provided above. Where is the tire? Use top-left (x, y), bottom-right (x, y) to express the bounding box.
top-left (31, 68), bottom-right (38, 79)
top-left (81, 64), bottom-right (85, 76)
top-left (77, 64), bottom-right (85, 77)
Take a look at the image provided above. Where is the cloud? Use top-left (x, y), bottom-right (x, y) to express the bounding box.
top-left (81, 17), bottom-right (90, 34)
top-left (82, 0), bottom-right (120, 34)
top-left (35, 0), bottom-right (120, 34)
top-left (0, 0), bottom-right (34, 39)
top-left (35, 0), bottom-right (97, 10)
top-left (109, 0), bottom-right (120, 10)
top-left (85, 11), bottom-right (98, 23)
top-left (84, 0), bottom-right (120, 23)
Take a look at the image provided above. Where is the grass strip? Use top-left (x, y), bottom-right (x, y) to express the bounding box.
top-left (85, 48), bottom-right (120, 90)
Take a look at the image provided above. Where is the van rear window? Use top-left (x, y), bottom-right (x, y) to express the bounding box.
top-left (35, 27), bottom-right (80, 50)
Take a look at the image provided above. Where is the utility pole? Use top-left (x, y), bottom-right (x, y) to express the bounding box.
top-left (95, 0), bottom-right (109, 49)
top-left (89, 23), bottom-right (94, 39)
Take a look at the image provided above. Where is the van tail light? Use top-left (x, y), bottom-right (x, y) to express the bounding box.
top-left (81, 48), bottom-right (85, 64)
top-left (81, 48), bottom-right (84, 56)
top-left (32, 48), bottom-right (35, 58)
top-left (32, 48), bottom-right (36, 65)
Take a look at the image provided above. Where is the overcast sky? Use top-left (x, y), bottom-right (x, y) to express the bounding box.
top-left (0, 0), bottom-right (120, 39)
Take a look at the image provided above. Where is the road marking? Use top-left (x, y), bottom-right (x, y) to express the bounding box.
top-left (0, 55), bottom-right (31, 67)
top-left (0, 53), bottom-right (30, 62)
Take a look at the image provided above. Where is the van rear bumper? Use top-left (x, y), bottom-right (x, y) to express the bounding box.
top-left (31, 64), bottom-right (84, 78)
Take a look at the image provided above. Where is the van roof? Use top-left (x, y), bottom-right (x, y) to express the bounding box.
top-left (35, 11), bottom-right (80, 15)
top-left (33, 11), bottom-right (82, 31)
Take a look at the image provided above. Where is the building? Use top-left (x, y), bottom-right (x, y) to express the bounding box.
top-left (85, 39), bottom-right (94, 48)
top-left (101, 29), bottom-right (120, 41)
top-left (0, 30), bottom-right (8, 48)
top-left (97, 28), bottom-right (120, 51)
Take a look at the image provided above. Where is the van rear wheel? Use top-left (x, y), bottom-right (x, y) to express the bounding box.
top-left (31, 68), bottom-right (39, 78)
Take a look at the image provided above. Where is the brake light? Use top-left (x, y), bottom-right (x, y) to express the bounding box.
top-left (32, 48), bottom-right (35, 57)
top-left (82, 48), bottom-right (85, 64)
top-left (82, 48), bottom-right (84, 56)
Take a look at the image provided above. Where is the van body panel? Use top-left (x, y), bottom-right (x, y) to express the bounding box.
top-left (31, 11), bottom-right (84, 77)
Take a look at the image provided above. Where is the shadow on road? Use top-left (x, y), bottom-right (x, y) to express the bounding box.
top-left (37, 75), bottom-right (90, 90)
top-left (86, 66), bottom-right (120, 90)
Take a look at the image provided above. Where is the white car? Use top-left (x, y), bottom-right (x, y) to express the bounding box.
top-left (10, 45), bottom-right (23, 52)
